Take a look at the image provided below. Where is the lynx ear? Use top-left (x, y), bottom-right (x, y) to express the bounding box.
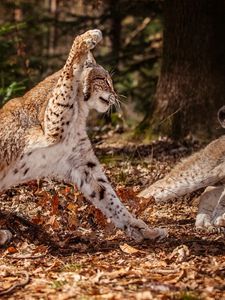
top-left (218, 105), bottom-right (225, 128)
top-left (83, 87), bottom-right (91, 101)
top-left (84, 51), bottom-right (96, 68)
top-left (82, 67), bottom-right (91, 101)
top-left (82, 52), bottom-right (96, 101)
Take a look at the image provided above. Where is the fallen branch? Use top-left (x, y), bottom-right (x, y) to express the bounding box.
top-left (0, 210), bottom-right (59, 249)
top-left (0, 271), bottom-right (30, 296)
top-left (125, 17), bottom-right (152, 47)
top-left (6, 252), bottom-right (47, 260)
top-left (0, 210), bottom-right (96, 255)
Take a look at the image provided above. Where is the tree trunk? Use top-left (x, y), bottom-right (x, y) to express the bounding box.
top-left (151, 0), bottom-right (225, 139)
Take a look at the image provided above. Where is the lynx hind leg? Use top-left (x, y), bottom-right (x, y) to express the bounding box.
top-left (62, 156), bottom-right (167, 242)
top-left (0, 229), bottom-right (12, 246)
top-left (195, 185), bottom-right (224, 230)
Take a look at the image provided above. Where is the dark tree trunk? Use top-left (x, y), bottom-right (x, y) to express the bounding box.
top-left (151, 0), bottom-right (225, 139)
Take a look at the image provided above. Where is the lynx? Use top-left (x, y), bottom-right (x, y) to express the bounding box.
top-left (0, 29), bottom-right (166, 245)
top-left (139, 106), bottom-right (225, 232)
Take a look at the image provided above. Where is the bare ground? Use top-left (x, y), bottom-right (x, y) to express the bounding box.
top-left (0, 133), bottom-right (225, 300)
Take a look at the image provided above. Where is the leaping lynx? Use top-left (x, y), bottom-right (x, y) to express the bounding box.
top-left (0, 29), bottom-right (166, 245)
top-left (139, 106), bottom-right (225, 232)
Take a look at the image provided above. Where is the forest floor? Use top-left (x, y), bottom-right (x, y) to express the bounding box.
top-left (0, 130), bottom-right (225, 300)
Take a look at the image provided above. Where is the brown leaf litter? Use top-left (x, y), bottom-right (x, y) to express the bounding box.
top-left (0, 136), bottom-right (225, 299)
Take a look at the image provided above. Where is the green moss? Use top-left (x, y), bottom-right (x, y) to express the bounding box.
top-left (177, 292), bottom-right (200, 300)
top-left (51, 280), bottom-right (68, 290)
top-left (60, 263), bottom-right (82, 272)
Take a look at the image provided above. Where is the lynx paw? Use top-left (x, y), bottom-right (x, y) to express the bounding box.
top-left (125, 218), bottom-right (167, 242)
top-left (195, 212), bottom-right (225, 234)
top-left (212, 213), bottom-right (225, 227)
top-left (83, 29), bottom-right (102, 50)
top-left (138, 185), bottom-right (168, 202)
top-left (0, 229), bottom-right (12, 246)
top-left (195, 213), bottom-right (212, 230)
top-left (208, 207), bottom-right (225, 233)
top-left (207, 226), bottom-right (225, 234)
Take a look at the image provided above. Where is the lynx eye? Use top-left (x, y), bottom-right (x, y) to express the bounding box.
top-left (99, 96), bottom-right (109, 105)
top-left (94, 77), bottom-right (105, 80)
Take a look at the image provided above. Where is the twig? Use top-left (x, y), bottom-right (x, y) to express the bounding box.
top-left (158, 107), bottom-right (182, 126)
top-left (125, 17), bottom-right (152, 47)
top-left (0, 210), bottom-right (97, 255)
top-left (0, 271), bottom-right (30, 296)
top-left (6, 253), bottom-right (47, 260)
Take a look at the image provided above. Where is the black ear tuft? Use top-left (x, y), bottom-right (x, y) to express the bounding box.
top-left (84, 91), bottom-right (91, 101)
top-left (217, 105), bottom-right (225, 128)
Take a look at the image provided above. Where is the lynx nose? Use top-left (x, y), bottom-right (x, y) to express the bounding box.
top-left (218, 105), bottom-right (225, 128)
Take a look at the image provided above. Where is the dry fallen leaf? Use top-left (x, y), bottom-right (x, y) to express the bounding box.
top-left (51, 193), bottom-right (59, 215)
top-left (0, 137), bottom-right (224, 300)
top-left (67, 203), bottom-right (78, 213)
top-left (136, 291), bottom-right (153, 300)
top-left (169, 245), bottom-right (190, 262)
top-left (7, 246), bottom-right (18, 254)
top-left (47, 215), bottom-right (60, 229)
top-left (119, 243), bottom-right (145, 254)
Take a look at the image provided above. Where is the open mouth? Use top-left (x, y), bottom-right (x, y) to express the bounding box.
top-left (99, 96), bottom-right (110, 105)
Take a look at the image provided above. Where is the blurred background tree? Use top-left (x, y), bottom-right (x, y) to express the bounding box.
top-left (148, 0), bottom-right (225, 140)
top-left (0, 0), bottom-right (224, 140)
top-left (0, 0), bottom-right (162, 128)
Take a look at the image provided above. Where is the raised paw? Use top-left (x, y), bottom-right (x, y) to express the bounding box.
top-left (82, 29), bottom-right (102, 50)
top-left (125, 218), bottom-right (167, 242)
top-left (0, 229), bottom-right (12, 246)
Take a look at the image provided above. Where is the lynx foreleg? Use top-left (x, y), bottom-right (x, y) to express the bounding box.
top-left (139, 165), bottom-right (224, 203)
top-left (44, 30), bottom-right (102, 144)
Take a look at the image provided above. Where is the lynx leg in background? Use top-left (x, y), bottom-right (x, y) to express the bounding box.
top-left (195, 185), bottom-right (224, 229)
top-left (211, 187), bottom-right (225, 230)
top-left (139, 136), bottom-right (225, 203)
top-left (0, 229), bottom-right (12, 246)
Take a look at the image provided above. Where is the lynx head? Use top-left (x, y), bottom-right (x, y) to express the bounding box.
top-left (81, 57), bottom-right (117, 113)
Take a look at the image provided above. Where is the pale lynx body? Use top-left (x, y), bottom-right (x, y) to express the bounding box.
top-left (0, 30), bottom-right (166, 245)
top-left (139, 118), bottom-right (225, 231)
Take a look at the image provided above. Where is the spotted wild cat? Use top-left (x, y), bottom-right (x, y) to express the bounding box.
top-left (139, 106), bottom-right (225, 232)
top-left (0, 29), bottom-right (166, 245)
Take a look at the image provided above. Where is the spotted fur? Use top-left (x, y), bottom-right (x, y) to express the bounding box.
top-left (0, 30), bottom-right (166, 245)
top-left (139, 135), bottom-right (225, 231)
